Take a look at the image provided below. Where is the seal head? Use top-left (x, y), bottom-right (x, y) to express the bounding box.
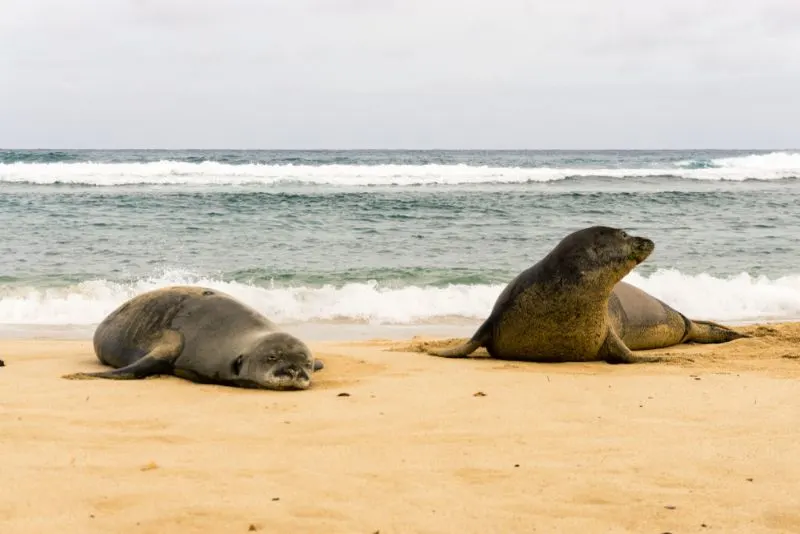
top-left (231, 332), bottom-right (315, 390)
top-left (548, 226), bottom-right (654, 288)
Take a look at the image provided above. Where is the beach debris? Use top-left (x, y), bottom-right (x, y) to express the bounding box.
top-left (514, 464), bottom-right (520, 468)
top-left (746, 477), bottom-right (754, 482)
top-left (140, 461), bottom-right (159, 471)
top-left (664, 505), bottom-right (676, 510)
top-left (248, 524), bottom-right (259, 531)
top-left (272, 497), bottom-right (280, 501)
top-left (473, 391), bottom-right (487, 397)
top-left (337, 392), bottom-right (351, 397)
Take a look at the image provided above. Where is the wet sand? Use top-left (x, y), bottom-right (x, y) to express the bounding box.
top-left (1, 322), bottom-right (799, 533)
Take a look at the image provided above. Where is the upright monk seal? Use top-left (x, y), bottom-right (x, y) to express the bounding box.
top-left (428, 226), bottom-right (746, 363)
top-left (63, 286), bottom-right (323, 390)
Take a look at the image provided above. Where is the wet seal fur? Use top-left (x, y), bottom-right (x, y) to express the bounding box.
top-left (63, 286), bottom-right (323, 390)
top-left (428, 226), bottom-right (747, 363)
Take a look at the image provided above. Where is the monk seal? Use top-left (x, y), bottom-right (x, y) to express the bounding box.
top-left (608, 280), bottom-right (745, 350)
top-left (428, 226), bottom-right (746, 363)
top-left (62, 286), bottom-right (323, 390)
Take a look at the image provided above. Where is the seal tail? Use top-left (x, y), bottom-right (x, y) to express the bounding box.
top-left (686, 319), bottom-right (749, 344)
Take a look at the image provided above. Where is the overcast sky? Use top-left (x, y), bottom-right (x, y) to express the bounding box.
top-left (2, 0), bottom-right (799, 149)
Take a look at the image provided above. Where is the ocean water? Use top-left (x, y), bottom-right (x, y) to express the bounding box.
top-left (1, 149), bottom-right (799, 339)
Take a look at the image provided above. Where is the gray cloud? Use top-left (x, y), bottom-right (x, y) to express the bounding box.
top-left (2, 0), bottom-right (799, 148)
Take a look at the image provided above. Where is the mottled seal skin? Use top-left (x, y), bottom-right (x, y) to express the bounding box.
top-left (428, 226), bottom-right (746, 364)
top-left (63, 286), bottom-right (323, 390)
top-left (609, 280), bottom-right (746, 350)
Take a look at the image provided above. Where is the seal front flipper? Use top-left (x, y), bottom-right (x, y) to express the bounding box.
top-left (63, 331), bottom-right (182, 381)
top-left (313, 359), bottom-right (324, 372)
top-left (426, 322), bottom-right (491, 359)
top-left (428, 319), bottom-right (495, 359)
top-left (427, 338), bottom-right (483, 358)
top-left (601, 328), bottom-right (663, 364)
top-left (62, 355), bottom-right (173, 380)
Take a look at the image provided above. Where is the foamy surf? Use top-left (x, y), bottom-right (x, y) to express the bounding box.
top-left (679, 151), bottom-right (800, 171)
top-left (0, 268), bottom-right (798, 326)
top-left (1, 151), bottom-right (798, 186)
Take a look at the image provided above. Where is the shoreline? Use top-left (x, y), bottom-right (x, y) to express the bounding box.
top-left (0, 316), bottom-right (794, 342)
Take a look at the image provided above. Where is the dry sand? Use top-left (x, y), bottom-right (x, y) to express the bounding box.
top-left (1, 322), bottom-right (799, 534)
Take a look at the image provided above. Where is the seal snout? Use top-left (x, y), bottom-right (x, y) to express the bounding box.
top-left (271, 361), bottom-right (311, 381)
top-left (631, 236), bottom-right (655, 262)
top-left (260, 360), bottom-right (313, 390)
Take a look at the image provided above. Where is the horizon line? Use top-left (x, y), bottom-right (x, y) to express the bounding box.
top-left (1, 147), bottom-right (797, 152)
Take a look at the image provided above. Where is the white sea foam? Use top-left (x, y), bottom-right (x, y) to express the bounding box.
top-left (707, 151), bottom-right (800, 170)
top-left (0, 268), bottom-right (798, 326)
top-left (0, 152), bottom-right (798, 186)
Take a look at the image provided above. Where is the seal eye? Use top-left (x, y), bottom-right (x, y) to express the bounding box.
top-left (232, 354), bottom-right (244, 375)
top-left (619, 231), bottom-right (628, 238)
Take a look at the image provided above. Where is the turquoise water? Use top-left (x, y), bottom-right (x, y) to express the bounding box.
top-left (1, 149), bottom-right (799, 335)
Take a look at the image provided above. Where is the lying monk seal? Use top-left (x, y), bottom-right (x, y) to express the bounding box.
top-left (63, 286), bottom-right (323, 390)
top-left (609, 280), bottom-right (745, 350)
top-left (428, 226), bottom-right (746, 363)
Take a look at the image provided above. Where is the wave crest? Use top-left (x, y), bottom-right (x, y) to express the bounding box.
top-left (1, 154), bottom-right (799, 186)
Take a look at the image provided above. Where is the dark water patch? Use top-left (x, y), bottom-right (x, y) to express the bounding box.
top-left (0, 150), bottom-right (81, 163)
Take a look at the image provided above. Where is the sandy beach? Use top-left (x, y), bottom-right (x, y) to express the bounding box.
top-left (1, 323), bottom-right (799, 534)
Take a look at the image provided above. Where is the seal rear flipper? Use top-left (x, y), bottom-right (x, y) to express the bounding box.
top-left (685, 319), bottom-right (749, 343)
top-left (62, 355), bottom-right (173, 380)
top-left (601, 329), bottom-right (663, 364)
